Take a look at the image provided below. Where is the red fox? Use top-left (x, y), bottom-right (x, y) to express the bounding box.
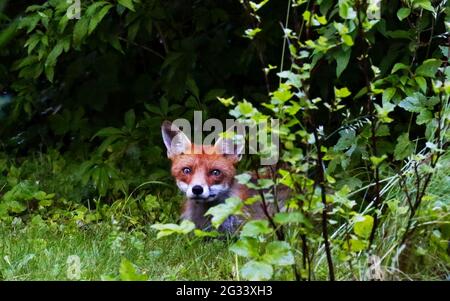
top-left (161, 121), bottom-right (287, 233)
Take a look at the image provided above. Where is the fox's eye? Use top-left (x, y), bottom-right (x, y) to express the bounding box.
top-left (182, 167), bottom-right (192, 175)
top-left (210, 169), bottom-right (221, 176)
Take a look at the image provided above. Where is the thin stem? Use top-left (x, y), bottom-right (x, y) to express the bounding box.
top-left (355, 0), bottom-right (381, 247)
top-left (313, 127), bottom-right (335, 281)
top-left (118, 37), bottom-right (165, 60)
top-left (254, 169), bottom-right (285, 241)
top-left (300, 233), bottom-right (311, 281)
top-left (279, 0), bottom-right (292, 84)
top-left (155, 22), bottom-right (169, 54)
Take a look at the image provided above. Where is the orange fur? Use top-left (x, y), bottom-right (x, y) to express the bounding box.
top-left (161, 120), bottom-right (286, 233)
top-left (168, 144), bottom-right (246, 230)
top-left (171, 145), bottom-right (235, 184)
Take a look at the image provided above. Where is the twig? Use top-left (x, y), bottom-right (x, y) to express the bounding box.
top-left (155, 22), bottom-right (169, 54)
top-left (398, 173), bottom-right (414, 212)
top-left (300, 234), bottom-right (311, 281)
top-left (312, 127), bottom-right (335, 281)
top-left (254, 169), bottom-right (285, 241)
top-left (118, 37), bottom-right (165, 60)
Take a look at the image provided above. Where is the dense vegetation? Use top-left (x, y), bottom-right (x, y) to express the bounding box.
top-left (0, 0), bottom-right (449, 280)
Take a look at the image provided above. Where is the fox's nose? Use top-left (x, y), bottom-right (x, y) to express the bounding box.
top-left (192, 185), bottom-right (204, 196)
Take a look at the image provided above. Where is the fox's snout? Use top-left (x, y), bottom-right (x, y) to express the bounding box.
top-left (176, 174), bottom-right (230, 202)
top-left (177, 180), bottom-right (211, 200)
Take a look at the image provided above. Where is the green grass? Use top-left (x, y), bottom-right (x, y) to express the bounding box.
top-left (0, 222), bottom-right (235, 280)
top-left (0, 154), bottom-right (448, 281)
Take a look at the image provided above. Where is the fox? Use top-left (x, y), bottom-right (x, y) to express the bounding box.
top-left (161, 120), bottom-right (287, 233)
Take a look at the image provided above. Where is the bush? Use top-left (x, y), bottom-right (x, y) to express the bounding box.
top-left (0, 0), bottom-right (449, 280)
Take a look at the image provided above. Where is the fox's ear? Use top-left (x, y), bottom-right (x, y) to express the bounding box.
top-left (214, 128), bottom-right (245, 162)
top-left (161, 121), bottom-right (191, 158)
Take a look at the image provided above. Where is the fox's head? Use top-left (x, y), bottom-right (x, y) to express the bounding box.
top-left (161, 121), bottom-right (244, 202)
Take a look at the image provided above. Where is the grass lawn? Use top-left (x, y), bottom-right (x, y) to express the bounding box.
top-left (0, 223), bottom-right (235, 280)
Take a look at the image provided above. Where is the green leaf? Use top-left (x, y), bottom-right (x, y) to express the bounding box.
top-left (25, 34), bottom-right (40, 54)
top-left (73, 17), bottom-right (90, 47)
top-left (235, 173), bottom-right (252, 185)
top-left (272, 85), bottom-right (293, 103)
top-left (237, 100), bottom-right (255, 116)
top-left (334, 86), bottom-right (351, 98)
top-left (186, 77), bottom-right (199, 99)
top-left (415, 59), bottom-right (441, 78)
top-left (0, 18), bottom-right (19, 49)
top-left (241, 220), bottom-right (272, 237)
top-left (256, 178), bottom-right (274, 189)
top-left (335, 48), bottom-right (351, 77)
top-left (391, 63), bottom-right (409, 74)
top-left (274, 212), bottom-right (312, 227)
top-left (315, 14), bottom-right (327, 25)
top-left (86, 1), bottom-right (109, 17)
top-left (338, 1), bottom-right (357, 19)
top-left (127, 21), bottom-right (140, 42)
top-left (205, 197), bottom-right (243, 228)
top-left (353, 215), bottom-right (374, 239)
top-left (6, 201), bottom-right (27, 213)
top-left (277, 70), bottom-right (302, 87)
top-left (217, 96), bottom-right (235, 107)
top-left (341, 34), bottom-right (353, 46)
top-left (194, 229), bottom-right (219, 238)
top-left (345, 238), bottom-right (368, 252)
top-left (203, 89), bottom-right (225, 104)
top-left (370, 155), bottom-right (387, 167)
top-left (415, 76), bottom-right (427, 93)
top-left (88, 4), bottom-right (113, 35)
top-left (119, 258), bottom-right (148, 281)
top-left (93, 127), bottom-right (123, 138)
top-left (241, 260), bottom-right (273, 280)
top-left (413, 0), bottom-right (435, 13)
top-left (427, 96), bottom-right (440, 108)
top-left (398, 93), bottom-right (425, 113)
top-left (397, 8), bottom-right (411, 21)
top-left (334, 130), bottom-right (356, 153)
top-left (150, 220), bottom-right (195, 239)
top-left (229, 237), bottom-right (259, 258)
top-left (302, 10), bottom-right (312, 25)
top-left (57, 14), bottom-right (69, 34)
top-left (249, 0), bottom-right (269, 12)
top-left (416, 109), bottom-right (432, 125)
top-left (376, 124), bottom-right (390, 137)
top-left (244, 28), bottom-right (262, 40)
top-left (382, 87), bottom-right (396, 103)
top-left (109, 35), bottom-right (124, 54)
top-left (375, 101), bottom-right (395, 123)
top-left (394, 133), bottom-right (414, 160)
top-left (386, 30), bottom-right (414, 39)
top-left (118, 0), bottom-right (135, 11)
top-left (39, 198), bottom-right (53, 207)
top-left (124, 109), bottom-right (136, 129)
top-left (44, 42), bottom-right (64, 82)
top-left (262, 241), bottom-right (295, 266)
